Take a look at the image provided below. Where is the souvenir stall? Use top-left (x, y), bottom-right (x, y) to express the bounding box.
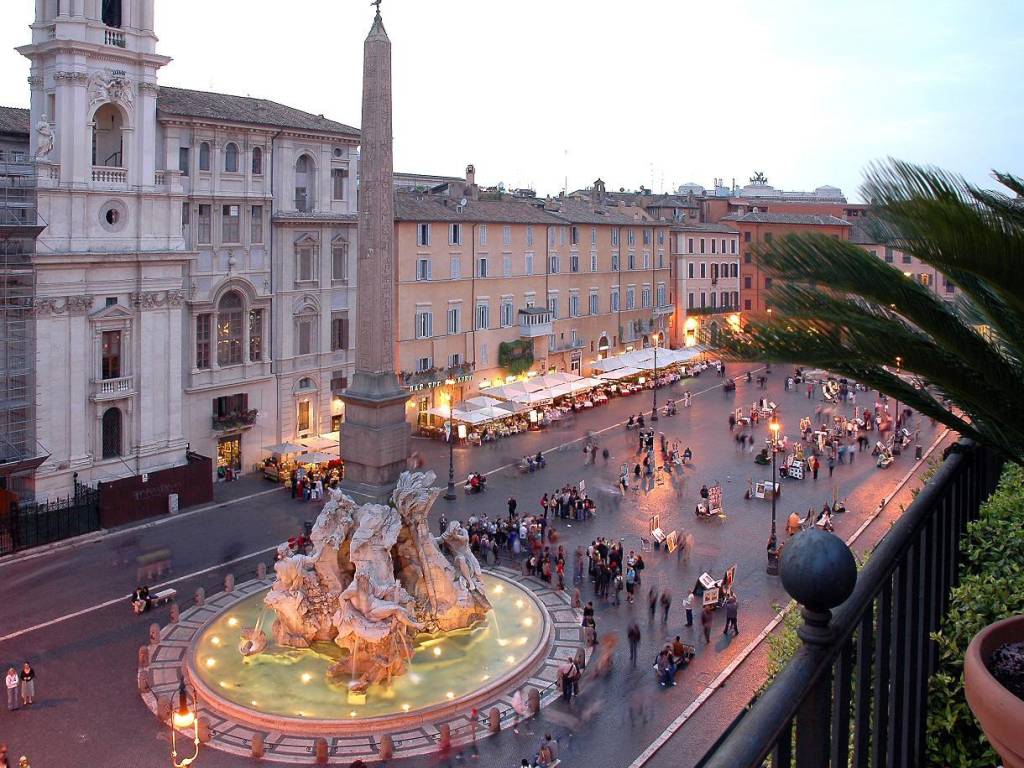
top-left (261, 442), bottom-right (306, 482)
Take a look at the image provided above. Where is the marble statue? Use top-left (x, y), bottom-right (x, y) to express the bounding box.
top-left (34, 116), bottom-right (53, 159)
top-left (260, 471), bottom-right (492, 690)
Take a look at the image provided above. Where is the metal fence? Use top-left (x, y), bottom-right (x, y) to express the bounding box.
top-left (0, 483), bottom-right (101, 555)
top-left (699, 441), bottom-right (1002, 768)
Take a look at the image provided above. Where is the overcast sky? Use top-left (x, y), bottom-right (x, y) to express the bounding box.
top-left (1, 0), bottom-right (1021, 200)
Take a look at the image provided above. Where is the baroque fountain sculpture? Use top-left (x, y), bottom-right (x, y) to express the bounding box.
top-left (244, 471), bottom-right (491, 694)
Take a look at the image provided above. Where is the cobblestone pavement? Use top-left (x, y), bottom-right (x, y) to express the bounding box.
top-left (0, 364), bottom-right (944, 768)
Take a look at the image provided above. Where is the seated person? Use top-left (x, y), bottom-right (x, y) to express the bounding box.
top-left (132, 585), bottom-right (150, 614)
top-left (535, 451), bottom-right (546, 468)
top-left (655, 646), bottom-right (677, 686)
top-left (671, 635), bottom-right (691, 665)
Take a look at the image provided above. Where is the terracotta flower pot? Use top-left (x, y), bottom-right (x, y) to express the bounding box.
top-left (964, 613), bottom-right (1024, 768)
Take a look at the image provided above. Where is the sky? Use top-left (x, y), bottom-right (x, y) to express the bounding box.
top-left (1, 0), bottom-right (1021, 201)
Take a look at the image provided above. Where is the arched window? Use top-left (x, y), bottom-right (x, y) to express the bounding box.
top-left (101, 407), bottom-right (122, 459)
top-left (252, 147), bottom-right (263, 176)
top-left (295, 155), bottom-right (314, 212)
top-left (217, 291), bottom-right (244, 367)
top-left (102, 0), bottom-right (122, 28)
top-left (92, 103), bottom-right (124, 168)
top-left (298, 377), bottom-right (314, 390)
top-left (224, 143), bottom-right (239, 173)
top-left (199, 142), bottom-right (210, 172)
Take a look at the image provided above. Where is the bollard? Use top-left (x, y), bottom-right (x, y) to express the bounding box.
top-left (138, 646), bottom-right (149, 669)
top-left (224, 573), bottom-right (235, 593)
top-left (379, 734), bottom-right (393, 760)
top-left (488, 707), bottom-right (500, 734)
top-left (169, 601), bottom-right (180, 623)
top-left (197, 716), bottom-right (211, 744)
top-left (527, 686), bottom-right (540, 715)
top-left (314, 737), bottom-right (328, 764)
top-left (437, 723), bottom-right (451, 751)
top-left (251, 733), bottom-right (264, 759)
top-left (194, 587), bottom-right (205, 606)
top-left (257, 562), bottom-right (267, 579)
top-left (149, 622), bottom-right (160, 644)
top-left (915, 444), bottom-right (923, 460)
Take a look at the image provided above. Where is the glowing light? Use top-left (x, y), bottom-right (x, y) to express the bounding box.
top-left (251, 700), bottom-right (258, 707)
top-left (684, 317), bottom-right (699, 331)
top-left (515, 599), bottom-right (524, 608)
top-left (210, 636), bottom-right (222, 646)
top-left (205, 658), bottom-right (216, 668)
top-left (301, 673), bottom-right (313, 683)
top-left (497, 638), bottom-right (509, 647)
top-left (522, 617), bottom-right (533, 627)
top-left (481, 674), bottom-right (491, 681)
top-left (517, 636), bottom-right (529, 646)
top-left (401, 703), bottom-right (410, 712)
top-left (446, 691), bottom-right (455, 700)
top-left (227, 617), bottom-right (239, 627)
top-left (433, 647), bottom-right (442, 657)
top-left (218, 681), bottom-right (228, 688)
top-left (350, 710), bottom-right (358, 717)
top-left (505, 655), bottom-right (515, 664)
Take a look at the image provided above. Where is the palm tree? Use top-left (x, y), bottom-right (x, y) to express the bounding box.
top-left (721, 160), bottom-right (1024, 462)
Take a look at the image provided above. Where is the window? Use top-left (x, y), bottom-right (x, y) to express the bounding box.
top-left (744, 231), bottom-right (751, 243)
top-left (700, 292), bottom-right (706, 308)
top-left (101, 407), bottom-right (122, 459)
top-left (415, 311), bottom-right (433, 339)
top-left (224, 143), bottom-right (239, 173)
top-left (626, 287), bottom-right (635, 310)
top-left (416, 258), bottom-right (431, 281)
top-left (643, 252), bottom-right (650, 270)
top-left (700, 238), bottom-right (706, 254)
top-left (658, 230), bottom-right (665, 246)
top-left (628, 252), bottom-right (636, 270)
top-left (252, 146), bottom-right (263, 176)
top-left (711, 263), bottom-right (719, 281)
top-left (450, 255), bottom-right (461, 280)
top-left (526, 226), bottom-right (534, 247)
top-left (295, 155), bottom-right (314, 211)
top-left (570, 254), bottom-right (580, 273)
top-left (687, 263), bottom-right (694, 279)
top-left (524, 253), bottom-right (534, 276)
top-left (331, 168), bottom-right (348, 200)
top-left (731, 240), bottom-right (737, 254)
top-left (101, 330), bottom-right (121, 379)
top-left (251, 205), bottom-right (263, 244)
top-left (181, 202), bottom-right (190, 238)
top-left (589, 292), bottom-right (599, 315)
top-left (611, 229), bottom-right (620, 247)
top-left (711, 292), bottom-right (717, 309)
top-left (902, 253), bottom-right (912, 264)
top-left (479, 224), bottom-right (488, 246)
top-left (102, 0), bottom-right (122, 27)
top-left (548, 295), bottom-right (559, 318)
top-left (549, 255), bottom-right (559, 274)
top-left (611, 253), bottom-right (620, 271)
top-left (297, 400), bottom-right (311, 432)
top-left (503, 225), bottom-right (511, 246)
top-left (449, 223), bottom-right (462, 245)
top-left (296, 314), bottom-right (317, 355)
top-left (700, 263), bottom-right (706, 279)
top-left (178, 147), bottom-right (189, 176)
top-left (217, 292), bottom-right (244, 366)
top-left (590, 252), bottom-right (598, 272)
top-left (415, 356), bottom-right (432, 373)
top-left (732, 291), bottom-right (739, 306)
top-left (447, 306), bottom-right (460, 335)
top-left (197, 204), bottom-right (211, 244)
top-left (244, 308), bottom-right (264, 362)
top-left (711, 239), bottom-right (717, 254)
top-left (221, 204), bottom-right (240, 243)
top-left (569, 293), bottom-right (580, 317)
top-left (688, 293), bottom-right (694, 309)
top-left (475, 302), bottom-right (490, 330)
top-left (332, 239), bottom-right (349, 281)
top-left (296, 246), bottom-right (317, 282)
top-left (196, 314), bottom-right (211, 369)
top-left (610, 288), bottom-right (619, 312)
top-left (744, 276), bottom-right (752, 289)
top-left (641, 287), bottom-right (651, 308)
top-left (417, 223), bottom-right (431, 246)
top-left (628, 229), bottom-right (636, 247)
top-left (731, 263), bottom-right (739, 277)
top-left (919, 273), bottom-right (932, 287)
top-left (744, 299), bottom-right (752, 310)
top-left (643, 229), bottom-right (651, 246)
top-left (944, 276), bottom-right (955, 293)
top-left (744, 252), bottom-right (752, 264)
top-left (477, 257), bottom-right (488, 278)
top-left (503, 255), bottom-right (511, 278)
top-left (571, 226), bottom-right (580, 246)
top-left (591, 227), bottom-right (597, 245)
top-left (198, 142), bottom-right (210, 171)
top-left (331, 313), bottom-right (349, 351)
top-left (657, 284), bottom-right (666, 307)
top-left (764, 233), bottom-right (773, 244)
top-left (764, 277), bottom-right (773, 288)
top-left (687, 238), bottom-right (694, 253)
top-left (500, 300), bottom-right (514, 327)
top-left (658, 252), bottom-right (664, 269)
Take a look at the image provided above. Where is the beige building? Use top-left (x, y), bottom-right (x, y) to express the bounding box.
top-left (850, 220), bottom-right (958, 300)
top-left (394, 171), bottom-right (672, 426)
top-left (669, 223), bottom-right (741, 348)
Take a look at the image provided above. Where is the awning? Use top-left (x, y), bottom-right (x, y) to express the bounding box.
top-left (301, 435), bottom-right (339, 451)
top-left (298, 451), bottom-right (337, 464)
top-left (461, 395), bottom-right (505, 410)
top-left (598, 366), bottom-right (644, 381)
top-left (263, 442), bottom-right (306, 455)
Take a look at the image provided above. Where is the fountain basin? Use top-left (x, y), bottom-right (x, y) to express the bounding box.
top-left (186, 571), bottom-right (552, 735)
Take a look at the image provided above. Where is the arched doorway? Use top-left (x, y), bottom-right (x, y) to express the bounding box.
top-left (92, 103), bottom-right (125, 167)
top-left (102, 0), bottom-right (122, 28)
top-left (101, 407), bottom-right (122, 459)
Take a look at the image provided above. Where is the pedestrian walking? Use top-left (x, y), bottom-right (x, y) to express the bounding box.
top-left (724, 594), bottom-right (739, 636)
top-left (660, 590), bottom-right (672, 624)
top-left (648, 587), bottom-right (657, 620)
top-left (810, 455), bottom-right (819, 480)
top-left (18, 663), bottom-right (34, 707)
top-left (627, 622), bottom-right (641, 667)
top-left (701, 605), bottom-right (714, 644)
top-left (828, 456), bottom-right (835, 478)
top-left (508, 496), bottom-right (517, 519)
top-left (683, 592), bottom-right (694, 627)
top-left (625, 566), bottom-right (636, 603)
top-left (5, 668), bottom-right (17, 711)
top-left (602, 447), bottom-right (610, 463)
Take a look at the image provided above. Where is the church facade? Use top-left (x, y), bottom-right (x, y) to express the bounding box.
top-left (14, 0), bottom-right (359, 499)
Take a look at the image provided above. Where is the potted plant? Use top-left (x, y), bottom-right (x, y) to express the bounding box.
top-left (964, 614), bottom-right (1024, 768)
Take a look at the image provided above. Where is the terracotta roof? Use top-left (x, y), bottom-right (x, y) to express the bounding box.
top-left (0, 106), bottom-right (30, 137)
top-left (156, 86), bottom-right (359, 137)
top-left (670, 222), bottom-right (739, 234)
top-left (394, 195), bottom-right (564, 224)
top-left (721, 212), bottom-right (851, 227)
top-left (644, 194), bottom-right (699, 209)
top-left (546, 199), bottom-right (652, 226)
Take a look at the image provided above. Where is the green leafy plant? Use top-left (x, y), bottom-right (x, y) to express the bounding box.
top-left (925, 464), bottom-right (1024, 767)
top-left (498, 340), bottom-right (534, 376)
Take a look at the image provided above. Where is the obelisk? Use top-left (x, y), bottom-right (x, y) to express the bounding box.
top-left (339, 3), bottom-right (410, 497)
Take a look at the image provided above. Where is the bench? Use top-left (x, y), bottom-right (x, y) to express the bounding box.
top-left (151, 588), bottom-right (177, 607)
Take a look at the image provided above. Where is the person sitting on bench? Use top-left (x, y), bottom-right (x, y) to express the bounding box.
top-left (132, 585), bottom-right (151, 614)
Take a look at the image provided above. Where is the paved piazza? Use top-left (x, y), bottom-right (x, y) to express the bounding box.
top-left (0, 364), bottom-right (946, 767)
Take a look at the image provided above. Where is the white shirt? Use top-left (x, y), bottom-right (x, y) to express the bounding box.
top-left (6, 672), bottom-right (17, 689)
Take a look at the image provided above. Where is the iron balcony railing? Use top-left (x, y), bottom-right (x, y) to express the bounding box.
top-left (699, 440), bottom-right (1001, 768)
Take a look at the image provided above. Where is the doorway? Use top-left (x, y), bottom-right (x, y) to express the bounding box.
top-left (217, 434), bottom-right (242, 474)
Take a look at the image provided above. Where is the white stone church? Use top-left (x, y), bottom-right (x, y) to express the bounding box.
top-left (6, 0), bottom-right (359, 500)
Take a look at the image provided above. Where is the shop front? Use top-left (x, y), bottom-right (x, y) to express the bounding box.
top-left (217, 433), bottom-right (242, 479)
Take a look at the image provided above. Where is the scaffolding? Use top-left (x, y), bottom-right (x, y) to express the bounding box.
top-left (0, 148), bottom-right (42, 500)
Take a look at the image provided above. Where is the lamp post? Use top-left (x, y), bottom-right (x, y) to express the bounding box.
top-left (443, 406), bottom-right (456, 501)
top-left (766, 411), bottom-right (781, 575)
top-left (170, 678), bottom-right (200, 767)
top-left (894, 355), bottom-right (903, 431)
top-left (650, 331), bottom-right (660, 422)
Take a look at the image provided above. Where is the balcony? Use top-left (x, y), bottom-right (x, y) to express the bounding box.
top-left (548, 338), bottom-right (585, 354)
top-left (518, 307), bottom-right (552, 339)
top-left (92, 166), bottom-right (127, 184)
top-left (104, 28), bottom-right (126, 47)
top-left (91, 376), bottom-right (134, 402)
top-left (399, 362), bottom-right (475, 391)
top-left (654, 302), bottom-right (675, 317)
top-left (211, 409), bottom-right (258, 431)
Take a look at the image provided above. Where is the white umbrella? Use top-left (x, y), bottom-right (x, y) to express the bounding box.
top-left (298, 451), bottom-right (337, 464)
top-left (599, 367), bottom-right (643, 381)
top-left (302, 436), bottom-right (339, 451)
top-left (462, 395), bottom-right (504, 410)
top-left (263, 441), bottom-right (305, 454)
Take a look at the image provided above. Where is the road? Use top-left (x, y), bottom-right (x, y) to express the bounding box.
top-left (0, 364), bottom-right (944, 768)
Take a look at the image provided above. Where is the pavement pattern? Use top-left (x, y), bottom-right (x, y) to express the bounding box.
top-left (0, 364), bottom-right (945, 768)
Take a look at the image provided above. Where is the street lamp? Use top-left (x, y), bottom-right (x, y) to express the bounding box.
top-left (894, 355), bottom-right (903, 431)
top-left (443, 405), bottom-right (456, 501)
top-left (651, 331), bottom-right (660, 422)
top-left (766, 412), bottom-right (781, 575)
top-left (170, 678), bottom-right (199, 767)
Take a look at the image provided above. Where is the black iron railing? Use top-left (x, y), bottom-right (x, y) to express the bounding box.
top-left (698, 441), bottom-right (1001, 768)
top-left (0, 482), bottom-right (101, 555)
